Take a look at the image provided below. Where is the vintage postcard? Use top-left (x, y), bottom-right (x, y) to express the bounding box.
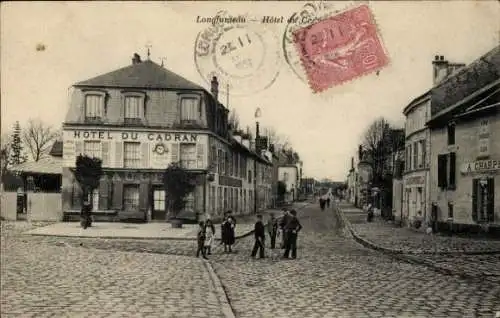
top-left (1, 1), bottom-right (499, 317)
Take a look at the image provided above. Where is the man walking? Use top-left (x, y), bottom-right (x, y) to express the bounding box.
top-left (251, 214), bottom-right (266, 259)
top-left (267, 213), bottom-right (278, 249)
top-left (283, 210), bottom-right (302, 259)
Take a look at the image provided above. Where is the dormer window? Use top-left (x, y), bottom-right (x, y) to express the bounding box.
top-left (122, 92), bottom-right (146, 125)
top-left (85, 93), bottom-right (105, 122)
top-left (180, 96), bottom-right (201, 124)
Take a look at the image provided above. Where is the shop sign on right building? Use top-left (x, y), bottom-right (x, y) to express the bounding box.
top-left (427, 45), bottom-right (500, 234)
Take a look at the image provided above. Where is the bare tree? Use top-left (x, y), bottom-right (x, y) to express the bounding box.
top-left (22, 119), bottom-right (59, 162)
top-left (361, 117), bottom-right (392, 186)
top-left (228, 110), bottom-right (240, 132)
top-left (265, 127), bottom-right (291, 149)
top-left (1, 133), bottom-right (12, 177)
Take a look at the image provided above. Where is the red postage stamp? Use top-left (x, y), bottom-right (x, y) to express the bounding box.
top-left (293, 4), bottom-right (389, 93)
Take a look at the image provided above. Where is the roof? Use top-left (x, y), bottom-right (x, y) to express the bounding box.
top-left (403, 90), bottom-right (431, 115)
top-left (10, 156), bottom-right (63, 175)
top-left (431, 45), bottom-right (500, 116)
top-left (49, 140), bottom-right (63, 157)
top-left (74, 60), bottom-right (206, 91)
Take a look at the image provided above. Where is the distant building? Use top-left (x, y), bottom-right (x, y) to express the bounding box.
top-left (301, 177), bottom-right (316, 196)
top-left (278, 165), bottom-right (299, 202)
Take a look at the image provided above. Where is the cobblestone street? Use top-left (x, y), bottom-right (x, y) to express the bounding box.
top-left (2, 203), bottom-right (500, 317)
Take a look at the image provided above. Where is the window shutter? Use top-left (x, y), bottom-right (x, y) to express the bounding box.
top-left (487, 178), bottom-right (495, 222)
top-left (437, 155), bottom-right (447, 188)
top-left (112, 179), bottom-right (123, 210)
top-left (115, 142), bottom-right (123, 167)
top-left (449, 152), bottom-right (456, 188)
top-left (197, 144), bottom-right (204, 169)
top-left (141, 143), bottom-right (150, 168)
top-left (472, 179), bottom-right (478, 222)
top-left (98, 176), bottom-right (109, 210)
top-left (171, 143), bottom-right (179, 163)
top-left (139, 181), bottom-right (149, 212)
top-left (101, 141), bottom-right (110, 167)
top-left (75, 141), bottom-right (83, 157)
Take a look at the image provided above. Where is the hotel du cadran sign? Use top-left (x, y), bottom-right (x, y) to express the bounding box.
top-left (63, 130), bottom-right (204, 169)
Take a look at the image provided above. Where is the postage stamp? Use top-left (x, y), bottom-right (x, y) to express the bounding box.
top-left (290, 4), bottom-right (389, 93)
top-left (194, 11), bottom-right (281, 96)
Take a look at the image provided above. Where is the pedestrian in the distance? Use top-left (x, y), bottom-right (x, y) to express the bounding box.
top-left (283, 210), bottom-right (302, 259)
top-left (204, 218), bottom-right (215, 255)
top-left (319, 196), bottom-right (326, 211)
top-left (279, 208), bottom-right (290, 249)
top-left (251, 214), bottom-right (265, 259)
top-left (326, 196), bottom-right (331, 208)
top-left (196, 221), bottom-right (208, 259)
top-left (267, 213), bottom-right (278, 249)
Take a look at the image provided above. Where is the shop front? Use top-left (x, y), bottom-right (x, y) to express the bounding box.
top-left (403, 173), bottom-right (428, 227)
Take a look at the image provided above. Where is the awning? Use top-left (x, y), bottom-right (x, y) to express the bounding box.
top-left (10, 156), bottom-right (63, 175)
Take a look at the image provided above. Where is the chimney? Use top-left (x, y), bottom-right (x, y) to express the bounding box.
top-left (211, 76), bottom-right (219, 102)
top-left (132, 53), bottom-right (142, 65)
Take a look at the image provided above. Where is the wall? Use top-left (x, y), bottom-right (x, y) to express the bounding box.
top-left (27, 193), bottom-right (62, 221)
top-left (430, 112), bottom-right (500, 225)
top-left (62, 129), bottom-right (209, 170)
top-left (278, 166), bottom-right (298, 201)
top-left (392, 179), bottom-right (404, 223)
top-left (1, 192), bottom-right (17, 220)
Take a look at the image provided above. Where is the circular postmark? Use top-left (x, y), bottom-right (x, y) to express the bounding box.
top-left (282, 1), bottom-right (356, 84)
top-left (194, 11), bottom-right (281, 96)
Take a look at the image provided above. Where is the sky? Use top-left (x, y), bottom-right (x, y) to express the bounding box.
top-left (1, 1), bottom-right (499, 181)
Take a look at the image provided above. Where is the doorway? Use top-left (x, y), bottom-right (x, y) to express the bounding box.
top-left (152, 187), bottom-right (166, 220)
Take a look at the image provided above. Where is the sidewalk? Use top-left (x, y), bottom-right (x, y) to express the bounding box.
top-left (22, 202), bottom-right (309, 241)
top-left (337, 203), bottom-right (500, 255)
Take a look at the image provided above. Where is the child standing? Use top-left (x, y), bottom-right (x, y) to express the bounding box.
top-left (204, 219), bottom-right (215, 255)
top-left (196, 221), bottom-right (208, 259)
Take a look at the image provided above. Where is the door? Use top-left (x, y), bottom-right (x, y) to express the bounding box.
top-left (92, 189), bottom-right (99, 212)
top-left (152, 187), bottom-right (166, 220)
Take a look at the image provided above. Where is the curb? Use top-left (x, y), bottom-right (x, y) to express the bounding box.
top-left (204, 261), bottom-right (236, 318)
top-left (335, 206), bottom-right (495, 281)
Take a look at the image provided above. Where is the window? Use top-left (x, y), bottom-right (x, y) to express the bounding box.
top-left (218, 149), bottom-right (224, 174)
top-left (124, 96), bottom-right (143, 122)
top-left (244, 190), bottom-right (247, 213)
top-left (85, 94), bottom-right (104, 120)
top-left (180, 98), bottom-right (200, 122)
top-left (248, 170), bottom-right (252, 183)
top-left (407, 144), bottom-right (412, 170)
top-left (92, 189), bottom-right (99, 212)
top-left (284, 172), bottom-right (289, 182)
top-left (437, 152), bottom-right (456, 190)
top-left (123, 185), bottom-right (139, 211)
top-left (124, 142), bottom-right (141, 168)
top-left (180, 143), bottom-right (197, 169)
top-left (210, 186), bottom-right (216, 214)
top-left (235, 189), bottom-right (239, 212)
top-left (447, 123), bottom-right (455, 145)
top-left (210, 146), bottom-right (217, 172)
top-left (84, 141), bottom-right (101, 158)
top-left (472, 178), bottom-right (495, 223)
top-left (413, 142), bottom-right (418, 170)
top-left (228, 152), bottom-right (233, 176)
top-left (447, 202), bottom-right (454, 219)
top-left (153, 190), bottom-right (166, 211)
top-left (437, 154), bottom-right (448, 189)
top-left (420, 140), bottom-right (426, 168)
top-left (217, 186), bottom-right (222, 214)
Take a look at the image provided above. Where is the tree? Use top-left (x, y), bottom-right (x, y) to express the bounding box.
top-left (1, 133), bottom-right (11, 174)
top-left (74, 155), bottom-right (103, 206)
top-left (22, 119), bottom-right (59, 162)
top-left (8, 121), bottom-right (27, 166)
top-left (265, 127), bottom-right (290, 150)
top-left (228, 110), bottom-right (240, 131)
top-left (361, 117), bottom-right (392, 186)
top-left (163, 162), bottom-right (197, 218)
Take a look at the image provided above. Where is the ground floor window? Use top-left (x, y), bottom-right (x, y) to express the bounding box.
top-left (473, 178), bottom-right (495, 222)
top-left (153, 189), bottom-right (166, 211)
top-left (235, 189), bottom-right (239, 213)
top-left (123, 185), bottom-right (140, 211)
top-left (92, 189), bottom-right (99, 211)
top-left (243, 190), bottom-right (247, 213)
top-left (223, 187), bottom-right (228, 211)
top-left (185, 192), bottom-right (195, 212)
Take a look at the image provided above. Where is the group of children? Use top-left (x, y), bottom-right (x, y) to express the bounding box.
top-left (196, 208), bottom-right (303, 260)
top-left (196, 211), bottom-right (236, 259)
